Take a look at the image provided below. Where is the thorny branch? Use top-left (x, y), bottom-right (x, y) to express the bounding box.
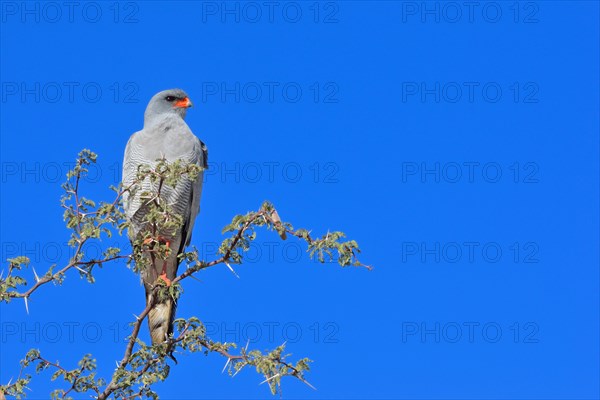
top-left (0, 149), bottom-right (371, 399)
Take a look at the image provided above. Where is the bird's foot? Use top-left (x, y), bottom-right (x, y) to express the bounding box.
top-left (143, 237), bottom-right (171, 256)
top-left (143, 236), bottom-right (169, 245)
top-left (158, 273), bottom-right (172, 286)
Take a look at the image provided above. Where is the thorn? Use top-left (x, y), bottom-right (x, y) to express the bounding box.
top-left (221, 358), bottom-right (230, 373)
top-left (299, 377), bottom-right (317, 391)
top-left (74, 265), bottom-right (88, 275)
top-left (0, 270), bottom-right (4, 280)
top-left (270, 209), bottom-right (287, 240)
top-left (224, 262), bottom-right (240, 279)
top-left (116, 361), bottom-right (120, 368)
top-left (280, 340), bottom-right (287, 348)
top-left (259, 373), bottom-right (280, 385)
top-left (32, 267), bottom-right (40, 283)
top-left (133, 313), bottom-right (140, 321)
top-left (24, 297), bottom-right (29, 314)
top-left (232, 366), bottom-right (243, 378)
top-left (188, 274), bottom-right (202, 283)
top-left (244, 339), bottom-right (250, 353)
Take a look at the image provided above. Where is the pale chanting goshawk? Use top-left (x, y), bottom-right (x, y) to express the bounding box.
top-left (122, 89), bottom-right (207, 344)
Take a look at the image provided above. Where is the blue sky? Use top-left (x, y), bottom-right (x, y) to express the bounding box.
top-left (1, 1), bottom-right (599, 399)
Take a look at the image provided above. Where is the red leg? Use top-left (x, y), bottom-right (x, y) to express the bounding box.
top-left (158, 241), bottom-right (172, 286)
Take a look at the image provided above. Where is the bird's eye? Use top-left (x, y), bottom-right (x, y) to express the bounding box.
top-left (165, 96), bottom-right (176, 102)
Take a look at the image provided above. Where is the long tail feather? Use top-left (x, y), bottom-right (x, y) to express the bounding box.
top-left (141, 248), bottom-right (180, 345)
top-left (146, 289), bottom-right (176, 345)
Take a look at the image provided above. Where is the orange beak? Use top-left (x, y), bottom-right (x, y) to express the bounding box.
top-left (174, 97), bottom-right (193, 108)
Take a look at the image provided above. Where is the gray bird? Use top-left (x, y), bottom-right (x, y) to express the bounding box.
top-left (122, 89), bottom-right (207, 345)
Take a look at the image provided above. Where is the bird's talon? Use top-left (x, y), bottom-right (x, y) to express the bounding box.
top-left (158, 273), bottom-right (172, 286)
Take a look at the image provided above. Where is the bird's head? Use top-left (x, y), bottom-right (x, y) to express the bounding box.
top-left (144, 88), bottom-right (193, 125)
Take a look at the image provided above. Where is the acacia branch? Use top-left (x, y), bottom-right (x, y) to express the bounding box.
top-left (97, 301), bottom-right (154, 400)
top-left (1, 150), bottom-right (371, 399)
top-left (1, 175), bottom-right (138, 302)
top-left (172, 211), bottom-right (264, 284)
